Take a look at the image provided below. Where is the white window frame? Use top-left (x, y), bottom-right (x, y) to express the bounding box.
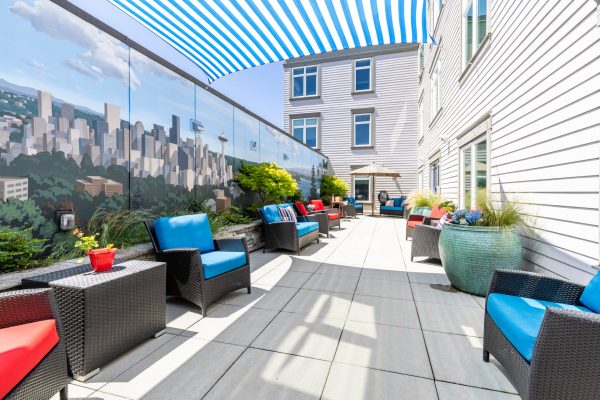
top-left (353, 175), bottom-right (371, 202)
top-left (430, 58), bottom-right (441, 122)
top-left (418, 45), bottom-right (425, 75)
top-left (353, 58), bottom-right (372, 92)
top-left (291, 117), bottom-right (319, 149)
top-left (430, 161), bottom-right (440, 194)
top-left (353, 113), bottom-right (373, 147)
top-left (430, 0), bottom-right (443, 31)
top-left (462, 0), bottom-right (489, 68)
top-left (291, 66), bottom-right (319, 98)
top-left (418, 170), bottom-right (424, 190)
top-left (459, 135), bottom-right (488, 209)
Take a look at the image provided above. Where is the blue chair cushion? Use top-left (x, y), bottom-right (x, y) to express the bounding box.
top-left (580, 271), bottom-right (600, 312)
top-left (393, 197), bottom-right (405, 208)
top-left (201, 250), bottom-right (247, 279)
top-left (354, 204), bottom-right (363, 210)
top-left (487, 293), bottom-right (591, 361)
top-left (380, 206), bottom-right (404, 211)
top-left (154, 214), bottom-right (215, 253)
top-left (296, 222), bottom-right (319, 237)
top-left (259, 205), bottom-right (282, 224)
top-left (345, 197), bottom-right (357, 205)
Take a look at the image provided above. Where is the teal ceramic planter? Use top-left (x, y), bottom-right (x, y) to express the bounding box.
top-left (438, 224), bottom-right (523, 296)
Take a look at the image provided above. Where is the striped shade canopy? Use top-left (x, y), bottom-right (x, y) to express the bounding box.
top-left (108, 0), bottom-right (434, 81)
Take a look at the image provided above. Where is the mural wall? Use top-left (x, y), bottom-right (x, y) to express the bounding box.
top-left (0, 0), bottom-right (327, 249)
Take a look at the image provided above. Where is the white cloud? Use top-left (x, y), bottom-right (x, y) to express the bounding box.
top-left (22, 59), bottom-right (55, 79)
top-left (64, 59), bottom-right (101, 81)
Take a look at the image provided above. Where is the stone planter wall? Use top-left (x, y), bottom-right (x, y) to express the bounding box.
top-left (0, 220), bottom-right (264, 291)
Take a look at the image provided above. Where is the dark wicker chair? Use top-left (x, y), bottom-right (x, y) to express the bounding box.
top-left (343, 197), bottom-right (363, 215)
top-left (484, 269), bottom-right (600, 399)
top-left (145, 219), bottom-right (251, 317)
top-left (258, 205), bottom-right (319, 255)
top-left (294, 202), bottom-right (330, 237)
top-left (308, 200), bottom-right (341, 231)
top-left (1, 289), bottom-right (68, 400)
top-left (410, 224), bottom-right (441, 261)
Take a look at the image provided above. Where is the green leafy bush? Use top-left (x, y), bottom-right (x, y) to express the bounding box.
top-left (476, 196), bottom-right (527, 229)
top-left (235, 162), bottom-right (298, 205)
top-left (406, 190), bottom-right (442, 208)
top-left (0, 228), bottom-right (46, 271)
top-left (320, 175), bottom-right (348, 198)
top-left (86, 208), bottom-right (155, 249)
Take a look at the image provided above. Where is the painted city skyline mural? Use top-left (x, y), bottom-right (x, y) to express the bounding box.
top-left (0, 0), bottom-right (327, 250)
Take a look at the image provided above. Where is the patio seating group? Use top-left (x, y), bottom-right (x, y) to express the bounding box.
top-left (379, 195), bottom-right (407, 217)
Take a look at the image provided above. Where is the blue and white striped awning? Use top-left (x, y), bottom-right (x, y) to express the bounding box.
top-left (108, 0), bottom-right (434, 81)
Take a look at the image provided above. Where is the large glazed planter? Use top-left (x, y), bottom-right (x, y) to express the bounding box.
top-left (438, 224), bottom-right (522, 296)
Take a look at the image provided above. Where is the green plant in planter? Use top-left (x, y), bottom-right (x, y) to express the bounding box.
top-left (439, 197), bottom-right (527, 296)
top-left (320, 175), bottom-right (348, 199)
top-left (406, 190), bottom-right (442, 208)
top-left (235, 162), bottom-right (298, 205)
top-left (0, 228), bottom-right (46, 271)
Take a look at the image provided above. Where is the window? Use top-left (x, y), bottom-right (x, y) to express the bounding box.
top-left (292, 66), bottom-right (318, 98)
top-left (354, 176), bottom-right (371, 201)
top-left (292, 118), bottom-right (318, 148)
top-left (418, 45), bottom-right (425, 74)
top-left (354, 58), bottom-right (372, 92)
top-left (418, 171), bottom-right (424, 190)
top-left (418, 101), bottom-right (424, 139)
top-left (460, 136), bottom-right (487, 209)
top-left (430, 161), bottom-right (440, 194)
top-left (430, 58), bottom-right (441, 121)
top-left (463, 0), bottom-right (488, 66)
top-left (353, 113), bottom-right (372, 147)
top-left (431, 0), bottom-right (443, 30)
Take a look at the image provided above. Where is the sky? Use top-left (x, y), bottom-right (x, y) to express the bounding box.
top-left (1, 0), bottom-right (284, 133)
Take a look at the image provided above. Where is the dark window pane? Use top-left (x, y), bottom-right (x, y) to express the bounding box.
top-left (293, 68), bottom-right (304, 75)
top-left (355, 114), bottom-right (371, 122)
top-left (306, 127), bottom-right (317, 147)
top-left (354, 178), bottom-right (370, 200)
top-left (355, 59), bottom-right (370, 67)
top-left (463, 147), bottom-right (472, 209)
top-left (293, 127), bottom-right (304, 141)
top-left (465, 3), bottom-right (473, 62)
top-left (306, 66), bottom-right (317, 73)
top-left (293, 76), bottom-right (304, 97)
top-left (355, 124), bottom-right (370, 145)
top-left (305, 75), bottom-right (317, 96)
top-left (355, 68), bottom-right (371, 91)
top-left (477, 0), bottom-right (487, 45)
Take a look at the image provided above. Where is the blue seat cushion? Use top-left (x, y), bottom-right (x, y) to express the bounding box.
top-left (259, 205), bottom-right (282, 224)
top-left (201, 250), bottom-right (247, 279)
top-left (154, 214), bottom-right (215, 253)
top-left (296, 221), bottom-right (318, 237)
top-left (580, 270), bottom-right (600, 312)
top-left (393, 197), bottom-right (405, 208)
top-left (487, 293), bottom-right (590, 361)
top-left (354, 204), bottom-right (363, 210)
top-left (380, 206), bottom-right (404, 211)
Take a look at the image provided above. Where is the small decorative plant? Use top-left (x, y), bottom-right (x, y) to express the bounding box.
top-left (73, 229), bottom-right (116, 272)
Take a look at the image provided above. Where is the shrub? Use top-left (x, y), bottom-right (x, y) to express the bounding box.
top-left (235, 162), bottom-right (298, 205)
top-left (476, 196), bottom-right (526, 229)
top-left (0, 228), bottom-right (46, 271)
top-left (406, 190), bottom-right (442, 208)
top-left (320, 175), bottom-right (348, 198)
top-left (86, 208), bottom-right (155, 248)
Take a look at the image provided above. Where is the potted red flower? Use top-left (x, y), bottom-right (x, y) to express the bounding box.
top-left (73, 229), bottom-right (117, 272)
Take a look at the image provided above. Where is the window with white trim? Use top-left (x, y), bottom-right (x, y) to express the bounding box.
top-left (354, 58), bottom-right (372, 92)
top-left (430, 0), bottom-right (443, 30)
top-left (430, 58), bottom-right (441, 122)
top-left (463, 0), bottom-right (488, 66)
top-left (292, 118), bottom-right (318, 148)
top-left (292, 66), bottom-right (318, 98)
top-left (418, 170), bottom-right (424, 190)
top-left (353, 113), bottom-right (372, 147)
top-left (460, 136), bottom-right (487, 209)
top-left (353, 176), bottom-right (371, 202)
top-left (418, 45), bottom-right (425, 74)
top-left (430, 160), bottom-right (440, 194)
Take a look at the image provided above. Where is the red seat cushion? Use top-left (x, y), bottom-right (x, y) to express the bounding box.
top-left (0, 319), bottom-right (59, 399)
top-left (309, 200), bottom-right (326, 211)
top-left (327, 213), bottom-right (339, 220)
top-left (407, 220), bottom-right (422, 229)
top-left (295, 202), bottom-right (309, 217)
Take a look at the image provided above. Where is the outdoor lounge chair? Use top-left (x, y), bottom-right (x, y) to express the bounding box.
top-left (258, 204), bottom-right (319, 255)
top-left (343, 197), bottom-right (363, 215)
top-left (410, 223), bottom-right (441, 261)
top-left (308, 199), bottom-right (341, 231)
top-left (295, 202), bottom-right (330, 237)
top-left (0, 288), bottom-right (68, 400)
top-left (380, 196), bottom-right (407, 217)
top-left (406, 205), bottom-right (446, 239)
top-left (145, 213), bottom-right (251, 317)
top-left (483, 269), bottom-right (600, 399)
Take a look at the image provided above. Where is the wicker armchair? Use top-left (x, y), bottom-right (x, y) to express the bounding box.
top-left (484, 269), bottom-right (600, 399)
top-left (406, 205), bottom-right (447, 239)
top-left (0, 289), bottom-right (68, 400)
top-left (145, 218), bottom-right (251, 317)
top-left (258, 204), bottom-right (319, 255)
top-left (308, 199), bottom-right (341, 231)
top-left (294, 202), bottom-right (330, 237)
top-left (410, 224), bottom-right (441, 261)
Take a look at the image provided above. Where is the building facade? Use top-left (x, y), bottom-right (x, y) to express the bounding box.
top-left (418, 0), bottom-right (600, 282)
top-left (284, 45), bottom-right (420, 213)
top-left (0, 177), bottom-right (28, 202)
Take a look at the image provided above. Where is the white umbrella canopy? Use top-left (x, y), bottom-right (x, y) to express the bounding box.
top-left (349, 163), bottom-right (401, 215)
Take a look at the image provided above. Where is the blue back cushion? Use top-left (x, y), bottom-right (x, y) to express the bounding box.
top-left (345, 197), bottom-right (356, 205)
top-left (580, 271), bottom-right (600, 312)
top-left (154, 214), bottom-right (215, 253)
top-left (393, 197), bottom-right (405, 208)
top-left (259, 205), bottom-right (282, 224)
top-left (487, 293), bottom-right (590, 361)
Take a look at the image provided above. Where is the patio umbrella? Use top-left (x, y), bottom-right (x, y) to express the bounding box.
top-left (350, 163), bottom-right (401, 215)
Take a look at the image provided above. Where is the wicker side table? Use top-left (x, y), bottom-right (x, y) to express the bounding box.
top-left (411, 224), bottom-right (441, 261)
top-left (23, 261), bottom-right (166, 381)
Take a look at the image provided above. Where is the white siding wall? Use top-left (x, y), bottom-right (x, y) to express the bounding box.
top-left (284, 50), bottom-right (419, 213)
top-left (419, 0), bottom-right (600, 283)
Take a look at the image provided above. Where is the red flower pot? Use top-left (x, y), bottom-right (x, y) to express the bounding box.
top-left (87, 248), bottom-right (117, 272)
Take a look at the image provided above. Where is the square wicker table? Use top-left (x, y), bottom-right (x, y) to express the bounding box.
top-left (22, 260), bottom-right (166, 381)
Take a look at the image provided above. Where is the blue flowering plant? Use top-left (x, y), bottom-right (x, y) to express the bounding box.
top-left (450, 209), bottom-right (482, 226)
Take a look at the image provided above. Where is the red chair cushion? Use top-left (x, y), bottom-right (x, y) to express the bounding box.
top-left (407, 220), bottom-right (422, 229)
top-left (309, 200), bottom-right (325, 211)
top-left (295, 202), bottom-right (309, 217)
top-left (327, 213), bottom-right (339, 220)
top-left (430, 204), bottom-right (446, 219)
top-left (0, 319), bottom-right (59, 399)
